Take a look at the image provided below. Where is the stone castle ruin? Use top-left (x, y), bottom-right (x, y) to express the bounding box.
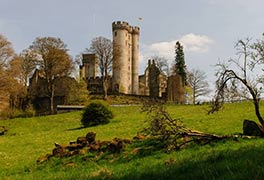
top-left (80, 21), bottom-right (185, 103)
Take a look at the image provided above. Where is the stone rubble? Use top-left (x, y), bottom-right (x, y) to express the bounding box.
top-left (37, 132), bottom-right (132, 163)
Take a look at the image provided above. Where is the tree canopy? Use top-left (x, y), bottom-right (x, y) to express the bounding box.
top-left (30, 37), bottom-right (73, 114)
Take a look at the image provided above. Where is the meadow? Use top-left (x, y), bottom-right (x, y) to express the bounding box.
top-left (1, 101), bottom-right (264, 179)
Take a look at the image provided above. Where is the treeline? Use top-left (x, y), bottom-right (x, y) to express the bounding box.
top-left (0, 35), bottom-right (89, 118)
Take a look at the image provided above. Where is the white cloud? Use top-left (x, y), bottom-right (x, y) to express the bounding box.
top-left (141, 33), bottom-right (214, 61)
top-left (138, 33), bottom-right (214, 74)
top-left (180, 33), bottom-right (214, 53)
top-left (149, 41), bottom-right (175, 58)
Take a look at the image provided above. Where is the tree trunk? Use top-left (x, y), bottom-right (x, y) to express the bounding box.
top-left (192, 90), bottom-right (195, 104)
top-left (49, 84), bottom-right (55, 114)
top-left (103, 79), bottom-right (108, 100)
top-left (243, 81), bottom-right (264, 126)
top-left (253, 98), bottom-right (264, 126)
top-left (50, 93), bottom-right (54, 115)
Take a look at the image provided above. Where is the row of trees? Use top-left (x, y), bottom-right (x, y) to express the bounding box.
top-left (0, 35), bottom-right (75, 115)
top-left (0, 34), bottom-right (115, 116)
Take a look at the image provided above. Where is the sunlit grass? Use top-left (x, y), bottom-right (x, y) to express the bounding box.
top-left (1, 101), bottom-right (264, 179)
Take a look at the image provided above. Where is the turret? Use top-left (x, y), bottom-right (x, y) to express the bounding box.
top-left (132, 26), bottom-right (140, 94)
top-left (112, 21), bottom-right (140, 94)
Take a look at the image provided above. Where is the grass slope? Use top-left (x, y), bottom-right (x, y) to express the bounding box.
top-left (0, 101), bottom-right (263, 179)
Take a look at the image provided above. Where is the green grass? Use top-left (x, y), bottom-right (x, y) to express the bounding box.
top-left (0, 101), bottom-right (264, 179)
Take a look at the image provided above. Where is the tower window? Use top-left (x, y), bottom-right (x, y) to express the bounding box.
top-left (115, 31), bottom-right (117, 36)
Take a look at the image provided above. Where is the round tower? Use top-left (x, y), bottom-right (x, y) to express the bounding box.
top-left (112, 21), bottom-right (132, 94)
top-left (132, 27), bottom-right (140, 94)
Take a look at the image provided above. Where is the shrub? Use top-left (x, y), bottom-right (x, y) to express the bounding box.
top-left (81, 101), bottom-right (113, 127)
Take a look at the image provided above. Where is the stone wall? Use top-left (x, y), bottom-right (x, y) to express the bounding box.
top-left (167, 74), bottom-right (185, 103)
top-left (139, 60), bottom-right (167, 98)
top-left (86, 76), bottom-right (112, 94)
top-left (28, 69), bottom-right (77, 115)
top-left (80, 54), bottom-right (98, 80)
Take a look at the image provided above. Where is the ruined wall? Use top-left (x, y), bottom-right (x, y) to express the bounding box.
top-left (167, 74), bottom-right (185, 103)
top-left (28, 69), bottom-right (77, 115)
top-left (86, 76), bottom-right (112, 94)
top-left (80, 54), bottom-right (98, 80)
top-left (139, 60), bottom-right (167, 98)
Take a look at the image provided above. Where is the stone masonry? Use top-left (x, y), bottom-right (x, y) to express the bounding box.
top-left (112, 21), bottom-right (139, 94)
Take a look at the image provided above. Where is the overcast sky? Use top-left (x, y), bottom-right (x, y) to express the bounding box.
top-left (1, 0), bottom-right (264, 88)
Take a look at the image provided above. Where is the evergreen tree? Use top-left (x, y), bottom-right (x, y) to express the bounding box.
top-left (174, 41), bottom-right (186, 85)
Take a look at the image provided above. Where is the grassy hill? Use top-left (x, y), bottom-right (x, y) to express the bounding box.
top-left (1, 102), bottom-right (264, 179)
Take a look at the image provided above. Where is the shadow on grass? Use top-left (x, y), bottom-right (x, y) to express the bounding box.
top-left (66, 126), bottom-right (86, 131)
top-left (66, 122), bottom-right (110, 131)
top-left (114, 142), bottom-right (264, 180)
top-left (35, 138), bottom-right (264, 179)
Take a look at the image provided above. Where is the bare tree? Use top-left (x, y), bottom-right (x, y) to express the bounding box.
top-left (152, 55), bottom-right (170, 76)
top-left (20, 49), bottom-right (40, 86)
top-left (187, 69), bottom-right (210, 104)
top-left (9, 49), bottom-right (40, 87)
top-left (0, 34), bottom-right (15, 93)
top-left (87, 37), bottom-right (112, 100)
top-left (30, 37), bottom-right (73, 114)
top-left (0, 34), bottom-right (14, 69)
top-left (209, 37), bottom-right (264, 126)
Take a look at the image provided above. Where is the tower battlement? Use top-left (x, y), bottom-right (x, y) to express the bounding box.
top-left (132, 27), bottom-right (140, 35)
top-left (112, 21), bottom-right (133, 33)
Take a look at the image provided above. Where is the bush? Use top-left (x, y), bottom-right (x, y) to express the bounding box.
top-left (81, 101), bottom-right (113, 127)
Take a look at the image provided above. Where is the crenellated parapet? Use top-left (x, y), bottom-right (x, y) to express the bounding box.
top-left (112, 21), bottom-right (133, 33)
top-left (132, 27), bottom-right (140, 35)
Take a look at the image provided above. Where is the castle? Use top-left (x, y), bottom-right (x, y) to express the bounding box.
top-left (112, 21), bottom-right (140, 94)
top-left (80, 21), bottom-right (185, 102)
